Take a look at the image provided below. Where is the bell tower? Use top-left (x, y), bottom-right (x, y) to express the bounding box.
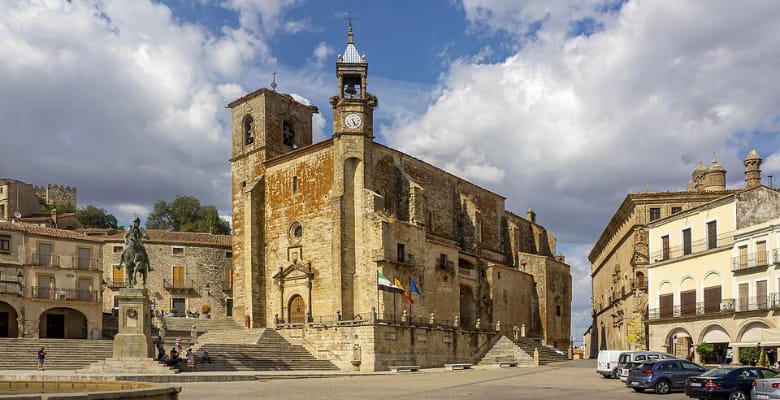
top-left (329, 22), bottom-right (378, 138)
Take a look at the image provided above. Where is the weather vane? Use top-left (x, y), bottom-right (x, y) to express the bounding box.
top-left (271, 70), bottom-right (277, 91)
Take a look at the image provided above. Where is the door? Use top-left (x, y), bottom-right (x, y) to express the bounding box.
top-left (738, 283), bottom-right (749, 311)
top-left (171, 298), bottom-right (185, 315)
top-left (0, 312), bottom-right (8, 337)
top-left (78, 248), bottom-right (91, 269)
top-left (37, 275), bottom-right (52, 299)
top-left (659, 294), bottom-right (673, 318)
top-left (38, 243), bottom-right (52, 265)
top-left (46, 313), bottom-right (65, 338)
top-left (112, 264), bottom-right (124, 287)
top-left (288, 295), bottom-right (305, 323)
top-left (226, 298), bottom-right (233, 317)
top-left (704, 285), bottom-right (721, 314)
top-left (77, 278), bottom-right (92, 302)
top-left (680, 290), bottom-right (696, 316)
top-left (757, 280), bottom-right (768, 309)
top-left (173, 266), bottom-right (185, 288)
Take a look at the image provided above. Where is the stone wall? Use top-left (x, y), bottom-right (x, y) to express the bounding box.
top-left (278, 322), bottom-right (498, 371)
top-left (33, 184), bottom-right (77, 208)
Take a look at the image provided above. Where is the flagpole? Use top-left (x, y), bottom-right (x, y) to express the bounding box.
top-left (393, 291), bottom-right (397, 322)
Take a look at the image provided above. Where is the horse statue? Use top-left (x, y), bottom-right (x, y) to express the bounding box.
top-left (117, 217), bottom-right (151, 288)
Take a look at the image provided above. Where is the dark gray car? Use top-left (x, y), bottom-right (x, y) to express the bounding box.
top-left (625, 359), bottom-right (706, 394)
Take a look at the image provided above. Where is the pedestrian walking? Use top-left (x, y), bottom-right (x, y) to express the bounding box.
top-left (201, 350), bottom-right (212, 363)
top-left (36, 347), bottom-right (46, 371)
top-left (186, 347), bottom-right (195, 371)
top-left (175, 335), bottom-right (182, 352)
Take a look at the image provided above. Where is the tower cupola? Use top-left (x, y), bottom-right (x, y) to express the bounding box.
top-left (702, 155), bottom-right (727, 191)
top-left (744, 149), bottom-right (762, 188)
top-left (330, 22), bottom-right (378, 138)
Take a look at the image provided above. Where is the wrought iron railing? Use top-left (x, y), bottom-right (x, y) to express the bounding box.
top-left (163, 278), bottom-right (195, 290)
top-left (104, 279), bottom-right (126, 289)
top-left (371, 249), bottom-right (415, 266)
top-left (650, 231), bottom-right (735, 262)
top-left (29, 253), bottom-right (60, 267)
top-left (649, 295), bottom-right (780, 320)
top-left (73, 256), bottom-right (101, 271)
top-left (31, 287), bottom-right (99, 303)
top-left (732, 251), bottom-right (771, 271)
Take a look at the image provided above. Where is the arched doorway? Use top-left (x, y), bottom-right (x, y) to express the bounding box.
top-left (39, 308), bottom-right (87, 339)
top-left (0, 302), bottom-right (19, 338)
top-left (699, 324), bottom-right (731, 364)
top-left (460, 285), bottom-right (476, 328)
top-left (288, 295), bottom-right (306, 324)
top-left (666, 327), bottom-right (693, 359)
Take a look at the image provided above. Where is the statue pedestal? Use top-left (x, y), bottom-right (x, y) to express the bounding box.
top-left (113, 288), bottom-right (153, 359)
top-left (80, 288), bottom-right (177, 374)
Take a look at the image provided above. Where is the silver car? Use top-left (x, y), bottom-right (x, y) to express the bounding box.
top-left (752, 377), bottom-right (780, 400)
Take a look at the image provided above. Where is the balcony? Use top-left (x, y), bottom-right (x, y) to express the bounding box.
top-left (29, 253), bottom-right (61, 267)
top-left (734, 295), bottom-right (779, 312)
top-left (371, 249), bottom-right (415, 266)
top-left (31, 287), bottom-right (99, 303)
top-left (732, 251), bottom-right (771, 272)
top-left (163, 278), bottom-right (197, 294)
top-left (649, 299), bottom-right (736, 321)
top-left (72, 257), bottom-right (101, 271)
top-left (650, 232), bottom-right (735, 262)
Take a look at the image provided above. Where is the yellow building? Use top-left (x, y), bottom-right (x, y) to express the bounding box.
top-left (647, 185), bottom-right (780, 363)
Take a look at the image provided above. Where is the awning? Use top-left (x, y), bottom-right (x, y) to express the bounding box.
top-left (702, 327), bottom-right (730, 343)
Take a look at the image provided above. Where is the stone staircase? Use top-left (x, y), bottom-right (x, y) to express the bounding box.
top-left (158, 316), bottom-right (242, 350)
top-left (0, 338), bottom-right (113, 370)
top-left (478, 336), bottom-right (569, 367)
top-left (190, 329), bottom-right (339, 371)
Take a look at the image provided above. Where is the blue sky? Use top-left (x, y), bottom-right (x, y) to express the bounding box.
top-left (2, 0), bottom-right (780, 345)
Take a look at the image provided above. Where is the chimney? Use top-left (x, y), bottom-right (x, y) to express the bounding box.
top-left (769, 175), bottom-right (774, 189)
top-left (526, 208), bottom-right (536, 224)
top-left (744, 149), bottom-right (763, 188)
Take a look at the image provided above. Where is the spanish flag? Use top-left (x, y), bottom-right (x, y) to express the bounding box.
top-left (394, 276), bottom-right (414, 304)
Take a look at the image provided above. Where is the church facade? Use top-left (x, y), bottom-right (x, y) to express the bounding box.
top-left (229, 26), bottom-right (571, 369)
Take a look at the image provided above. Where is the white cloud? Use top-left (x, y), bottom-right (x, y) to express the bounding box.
top-left (387, 1), bottom-right (780, 245)
top-left (220, 0), bottom-right (300, 33)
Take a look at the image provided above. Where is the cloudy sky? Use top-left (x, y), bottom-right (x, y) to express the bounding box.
top-left (2, 0), bottom-right (780, 343)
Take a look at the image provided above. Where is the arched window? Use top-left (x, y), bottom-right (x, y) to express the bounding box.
top-left (243, 115), bottom-right (254, 145)
top-left (282, 121), bottom-right (295, 147)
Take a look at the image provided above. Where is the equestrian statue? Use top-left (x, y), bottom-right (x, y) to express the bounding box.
top-left (117, 216), bottom-right (151, 288)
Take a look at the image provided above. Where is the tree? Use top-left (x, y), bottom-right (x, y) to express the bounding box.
top-left (146, 195), bottom-right (230, 234)
top-left (76, 205), bottom-right (119, 229)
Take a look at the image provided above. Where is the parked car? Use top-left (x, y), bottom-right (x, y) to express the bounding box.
top-left (686, 366), bottom-right (776, 400)
top-left (619, 351), bottom-right (676, 382)
top-left (626, 359), bottom-right (706, 394)
top-left (753, 376), bottom-right (780, 400)
top-left (598, 350), bottom-right (626, 378)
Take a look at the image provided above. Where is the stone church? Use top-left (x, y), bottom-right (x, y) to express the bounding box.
top-left (228, 25), bottom-right (571, 369)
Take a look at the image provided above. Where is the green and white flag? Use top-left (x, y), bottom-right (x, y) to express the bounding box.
top-left (377, 271), bottom-right (403, 293)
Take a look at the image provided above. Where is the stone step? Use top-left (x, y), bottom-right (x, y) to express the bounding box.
top-left (0, 338), bottom-right (114, 370)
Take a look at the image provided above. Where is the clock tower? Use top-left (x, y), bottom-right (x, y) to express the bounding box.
top-left (329, 22), bottom-right (377, 138)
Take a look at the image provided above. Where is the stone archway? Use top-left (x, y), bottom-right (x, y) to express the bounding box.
top-left (0, 301), bottom-right (20, 338)
top-left (666, 327), bottom-right (693, 359)
top-left (38, 307), bottom-right (87, 339)
top-left (460, 285), bottom-right (476, 328)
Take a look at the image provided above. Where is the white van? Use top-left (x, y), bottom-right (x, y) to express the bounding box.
top-left (597, 350), bottom-right (625, 378)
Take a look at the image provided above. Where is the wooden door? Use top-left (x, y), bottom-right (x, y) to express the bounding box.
top-left (757, 280), bottom-right (767, 309)
top-left (78, 278), bottom-right (92, 301)
top-left (738, 283), bottom-right (749, 311)
top-left (38, 275), bottom-right (52, 299)
top-left (704, 286), bottom-right (721, 313)
top-left (757, 241), bottom-right (767, 265)
top-left (660, 293), bottom-right (673, 318)
top-left (173, 266), bottom-right (185, 288)
top-left (112, 265), bottom-right (124, 286)
top-left (680, 290), bottom-right (696, 316)
top-left (288, 295), bottom-right (305, 323)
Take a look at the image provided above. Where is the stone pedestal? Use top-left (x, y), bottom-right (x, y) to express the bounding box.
top-left (113, 288), bottom-right (153, 359)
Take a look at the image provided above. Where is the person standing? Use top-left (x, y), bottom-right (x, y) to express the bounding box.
top-left (175, 335), bottom-right (182, 353)
top-left (36, 347), bottom-right (46, 371)
top-left (186, 348), bottom-right (195, 371)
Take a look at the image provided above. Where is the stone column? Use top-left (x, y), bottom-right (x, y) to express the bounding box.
top-left (732, 346), bottom-right (740, 365)
top-left (112, 288), bottom-right (153, 359)
top-left (307, 280), bottom-right (313, 323)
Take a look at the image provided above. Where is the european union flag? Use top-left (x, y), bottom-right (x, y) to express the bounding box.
top-left (410, 276), bottom-right (425, 301)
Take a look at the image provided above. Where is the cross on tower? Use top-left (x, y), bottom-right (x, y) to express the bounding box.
top-left (271, 70), bottom-right (277, 91)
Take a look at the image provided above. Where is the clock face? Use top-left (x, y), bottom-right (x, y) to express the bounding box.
top-left (344, 113), bottom-right (362, 129)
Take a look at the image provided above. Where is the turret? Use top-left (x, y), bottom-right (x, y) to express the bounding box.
top-left (744, 149), bottom-right (762, 188)
top-left (702, 156), bottom-right (726, 191)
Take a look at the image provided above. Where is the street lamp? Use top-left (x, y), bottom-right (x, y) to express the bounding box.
top-left (16, 271), bottom-right (23, 285)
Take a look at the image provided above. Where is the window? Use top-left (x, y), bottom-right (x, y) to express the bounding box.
top-left (243, 115), bottom-right (254, 145)
top-left (439, 254), bottom-right (448, 269)
top-left (757, 241), bottom-right (768, 265)
top-left (556, 305), bottom-right (561, 316)
top-left (226, 251), bottom-right (232, 258)
top-left (649, 207), bottom-right (661, 221)
top-left (292, 176), bottom-right (298, 194)
top-left (0, 235), bottom-right (9, 254)
top-left (172, 246), bottom-right (184, 256)
top-left (703, 285), bottom-right (721, 313)
top-left (397, 243), bottom-right (406, 263)
top-left (77, 247), bottom-right (91, 269)
top-left (112, 245), bottom-right (123, 253)
top-left (671, 206), bottom-right (682, 214)
top-left (707, 221), bottom-right (718, 249)
top-left (0, 204), bottom-right (4, 218)
top-left (282, 121), bottom-right (295, 147)
top-left (758, 280), bottom-right (768, 309)
top-left (659, 293), bottom-right (673, 318)
top-left (682, 228), bottom-right (692, 255)
top-left (680, 290), bottom-right (696, 316)
top-left (173, 266), bottom-right (185, 288)
top-left (497, 271), bottom-right (502, 279)
top-left (225, 265), bottom-right (233, 290)
top-left (37, 243), bottom-right (53, 266)
top-left (738, 283), bottom-right (749, 311)
top-left (661, 235), bottom-right (670, 260)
